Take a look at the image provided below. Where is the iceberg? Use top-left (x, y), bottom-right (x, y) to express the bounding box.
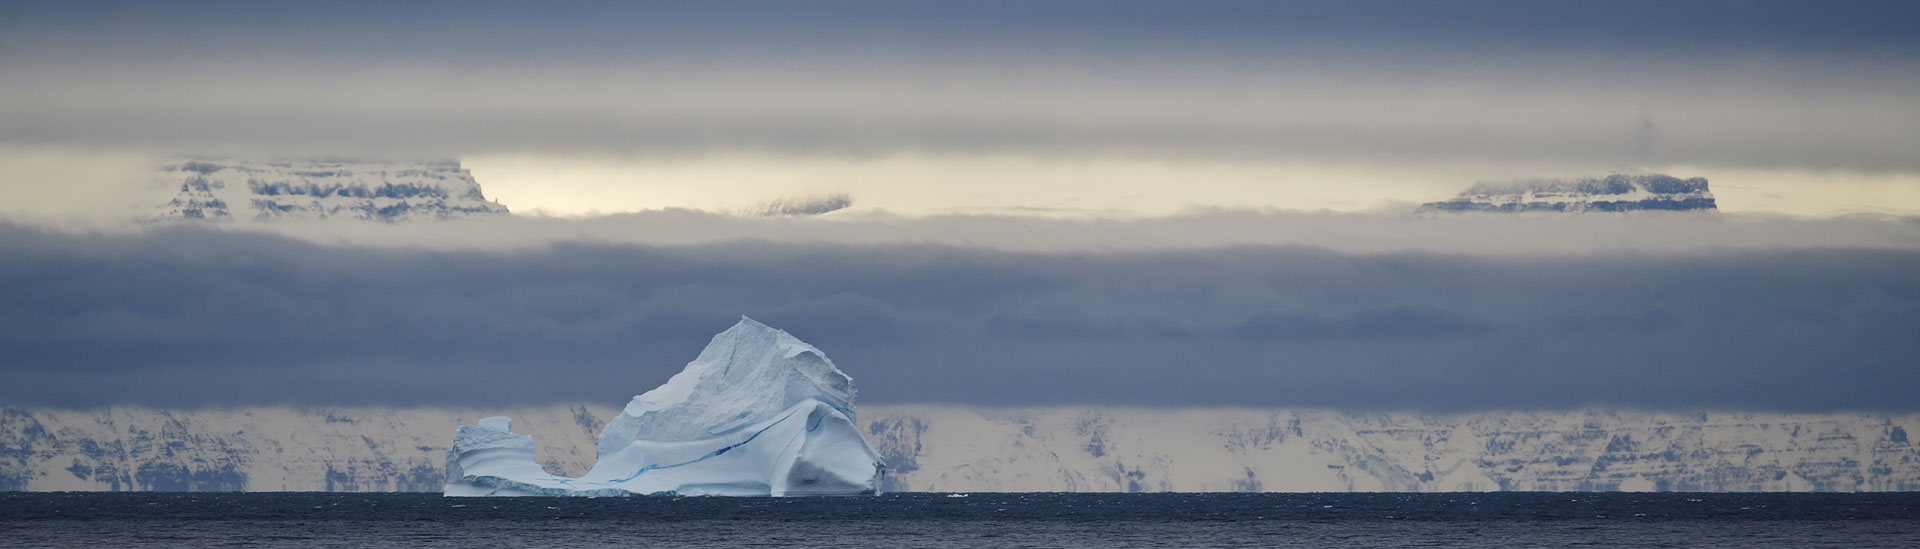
top-left (444, 317), bottom-right (885, 496)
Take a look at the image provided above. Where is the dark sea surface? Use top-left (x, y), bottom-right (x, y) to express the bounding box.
top-left (3, 492), bottom-right (1918, 548)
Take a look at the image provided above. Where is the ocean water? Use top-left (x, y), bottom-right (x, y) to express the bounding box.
top-left (3, 492), bottom-right (1917, 548)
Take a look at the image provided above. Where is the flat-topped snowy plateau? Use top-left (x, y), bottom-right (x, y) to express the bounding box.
top-left (442, 318), bottom-right (885, 497)
top-left (153, 158), bottom-right (510, 222)
top-left (1419, 174), bottom-right (1717, 214)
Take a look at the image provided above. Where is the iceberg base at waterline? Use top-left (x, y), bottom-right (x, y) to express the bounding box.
top-left (444, 318), bottom-right (885, 497)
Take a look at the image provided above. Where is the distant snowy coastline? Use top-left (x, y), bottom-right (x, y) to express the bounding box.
top-left (6, 405), bottom-right (1914, 493)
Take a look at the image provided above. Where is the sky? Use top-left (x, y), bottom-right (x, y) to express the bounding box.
top-left (3, 0), bottom-right (1919, 216)
top-left (2, 1), bottom-right (1919, 412)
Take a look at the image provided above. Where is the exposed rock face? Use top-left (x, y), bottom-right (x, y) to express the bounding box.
top-left (1419, 174), bottom-right (1716, 214)
top-left (7, 406), bottom-right (1917, 493)
top-left (153, 159), bottom-right (510, 222)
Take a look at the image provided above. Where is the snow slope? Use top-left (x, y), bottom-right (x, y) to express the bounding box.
top-left (862, 408), bottom-right (1919, 492)
top-left (6, 405), bottom-right (1914, 493)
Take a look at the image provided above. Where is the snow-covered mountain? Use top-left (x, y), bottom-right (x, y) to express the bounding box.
top-left (5, 406), bottom-right (1914, 492)
top-left (864, 408), bottom-right (1919, 493)
top-left (153, 159), bottom-right (509, 222)
top-left (1419, 174), bottom-right (1717, 213)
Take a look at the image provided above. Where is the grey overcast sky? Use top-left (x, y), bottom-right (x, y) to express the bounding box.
top-left (2, 1), bottom-right (1919, 216)
top-left (2, 2), bottom-right (1918, 413)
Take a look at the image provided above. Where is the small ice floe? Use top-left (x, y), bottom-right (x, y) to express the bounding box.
top-left (947, 493), bottom-right (969, 498)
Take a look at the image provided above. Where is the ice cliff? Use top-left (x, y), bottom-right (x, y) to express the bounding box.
top-left (441, 318), bottom-right (885, 496)
top-left (153, 158), bottom-right (510, 222)
top-left (1419, 174), bottom-right (1716, 213)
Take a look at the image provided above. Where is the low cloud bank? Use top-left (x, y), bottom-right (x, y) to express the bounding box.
top-left (3, 221), bottom-right (1916, 412)
top-left (237, 209), bottom-right (1920, 254)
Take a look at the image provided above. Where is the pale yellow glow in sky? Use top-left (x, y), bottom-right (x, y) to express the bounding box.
top-left (465, 154), bottom-right (1920, 218)
top-left (1682, 167), bottom-right (1920, 217)
top-left (466, 154), bottom-right (1464, 218)
top-left (1, 147), bottom-right (1917, 221)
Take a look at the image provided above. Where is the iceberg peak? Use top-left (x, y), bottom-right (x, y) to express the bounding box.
top-left (603, 315), bottom-right (856, 450)
top-left (444, 318), bottom-right (884, 497)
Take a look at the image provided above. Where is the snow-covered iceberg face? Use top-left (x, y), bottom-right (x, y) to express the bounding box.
top-left (599, 320), bottom-right (855, 448)
top-left (444, 317), bottom-right (884, 497)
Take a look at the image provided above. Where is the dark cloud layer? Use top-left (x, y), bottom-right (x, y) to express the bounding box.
top-left (7, 1), bottom-right (1916, 59)
top-left (3, 2), bottom-right (1917, 170)
top-left (2, 223), bottom-right (1917, 412)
